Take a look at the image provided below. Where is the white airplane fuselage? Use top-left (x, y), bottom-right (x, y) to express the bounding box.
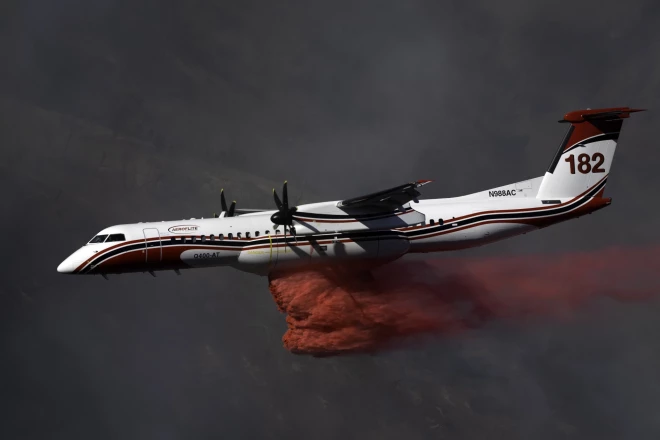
top-left (57, 175), bottom-right (610, 277)
top-left (57, 107), bottom-right (641, 278)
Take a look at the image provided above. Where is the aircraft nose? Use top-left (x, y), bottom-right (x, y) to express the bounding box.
top-left (57, 248), bottom-right (92, 274)
top-left (57, 258), bottom-right (75, 274)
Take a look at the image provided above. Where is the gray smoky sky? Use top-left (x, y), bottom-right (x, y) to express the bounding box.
top-left (1, 0), bottom-right (660, 438)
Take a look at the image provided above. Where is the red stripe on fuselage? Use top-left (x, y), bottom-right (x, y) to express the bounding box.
top-left (409, 191), bottom-right (610, 241)
top-left (401, 175), bottom-right (608, 232)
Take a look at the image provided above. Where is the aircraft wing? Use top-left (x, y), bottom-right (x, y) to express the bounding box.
top-left (235, 208), bottom-right (268, 215)
top-left (337, 180), bottom-right (432, 211)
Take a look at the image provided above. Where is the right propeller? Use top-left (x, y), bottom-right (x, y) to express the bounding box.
top-left (271, 181), bottom-right (298, 234)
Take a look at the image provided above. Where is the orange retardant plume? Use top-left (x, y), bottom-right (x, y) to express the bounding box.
top-left (268, 246), bottom-right (660, 356)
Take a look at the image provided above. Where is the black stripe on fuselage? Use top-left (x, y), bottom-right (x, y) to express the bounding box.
top-left (80, 241), bottom-right (146, 273)
top-left (80, 230), bottom-right (409, 273)
top-left (405, 177), bottom-right (607, 239)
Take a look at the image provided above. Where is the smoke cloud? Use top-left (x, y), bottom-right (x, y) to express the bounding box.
top-left (2, 0), bottom-right (660, 437)
top-left (270, 246), bottom-right (660, 356)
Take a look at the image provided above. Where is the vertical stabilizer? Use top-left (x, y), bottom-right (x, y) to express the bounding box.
top-left (536, 107), bottom-right (644, 200)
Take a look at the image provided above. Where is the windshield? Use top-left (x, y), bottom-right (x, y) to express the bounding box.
top-left (88, 235), bottom-right (108, 244)
top-left (106, 234), bottom-right (125, 242)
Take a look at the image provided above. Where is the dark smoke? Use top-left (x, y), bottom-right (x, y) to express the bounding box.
top-left (269, 246), bottom-right (660, 356)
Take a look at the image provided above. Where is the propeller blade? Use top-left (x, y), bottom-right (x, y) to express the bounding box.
top-left (273, 188), bottom-right (283, 210)
top-left (228, 201), bottom-right (236, 217)
top-left (282, 181), bottom-right (289, 211)
top-left (220, 189), bottom-right (228, 212)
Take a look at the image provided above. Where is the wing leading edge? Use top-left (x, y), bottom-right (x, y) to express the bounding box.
top-left (337, 180), bottom-right (432, 211)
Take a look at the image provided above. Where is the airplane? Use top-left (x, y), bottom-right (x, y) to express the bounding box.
top-left (57, 107), bottom-right (644, 279)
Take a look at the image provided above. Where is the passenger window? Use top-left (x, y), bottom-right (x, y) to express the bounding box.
top-left (429, 219), bottom-right (435, 225)
top-left (219, 234), bottom-right (224, 240)
top-left (255, 231), bottom-right (260, 237)
top-left (237, 232), bottom-right (242, 239)
top-left (265, 230), bottom-right (270, 235)
top-left (275, 230), bottom-right (280, 235)
top-left (438, 219), bottom-right (444, 225)
top-left (201, 235), bottom-right (206, 242)
top-left (192, 237), bottom-right (196, 243)
top-left (210, 234), bottom-right (215, 241)
top-left (228, 233), bottom-right (233, 239)
top-left (246, 232), bottom-right (251, 239)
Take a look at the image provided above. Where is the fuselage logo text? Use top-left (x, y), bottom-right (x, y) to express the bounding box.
top-left (168, 225), bottom-right (199, 234)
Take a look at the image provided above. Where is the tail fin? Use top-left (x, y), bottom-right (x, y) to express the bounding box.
top-left (536, 107), bottom-right (644, 200)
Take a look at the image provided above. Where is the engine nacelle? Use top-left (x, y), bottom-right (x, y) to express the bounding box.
top-left (289, 223), bottom-right (318, 236)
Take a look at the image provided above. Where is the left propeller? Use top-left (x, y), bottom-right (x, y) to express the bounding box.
top-left (213, 189), bottom-right (236, 218)
top-left (271, 181), bottom-right (299, 236)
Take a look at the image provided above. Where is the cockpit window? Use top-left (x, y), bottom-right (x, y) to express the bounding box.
top-left (106, 234), bottom-right (126, 242)
top-left (88, 235), bottom-right (108, 244)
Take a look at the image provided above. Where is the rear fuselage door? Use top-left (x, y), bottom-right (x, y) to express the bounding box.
top-left (143, 228), bottom-right (162, 262)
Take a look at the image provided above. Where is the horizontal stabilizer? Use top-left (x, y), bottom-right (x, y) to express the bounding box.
top-left (559, 107), bottom-right (646, 123)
